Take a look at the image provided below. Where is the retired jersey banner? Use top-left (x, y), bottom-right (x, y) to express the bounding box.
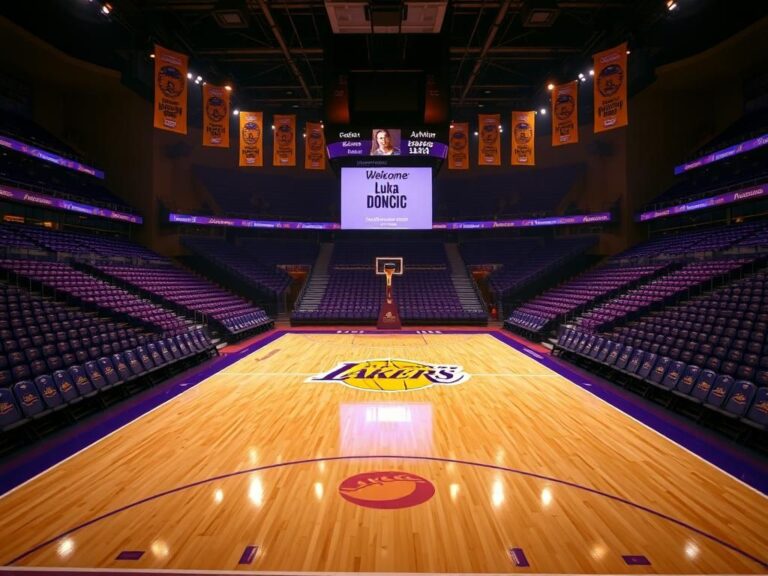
top-left (202, 84), bottom-right (230, 148)
top-left (478, 114), bottom-right (501, 166)
top-left (448, 123), bottom-right (469, 170)
top-left (273, 114), bottom-right (296, 166)
top-left (153, 44), bottom-right (188, 134)
top-left (511, 111), bottom-right (536, 166)
top-left (239, 111), bottom-right (263, 167)
top-left (304, 122), bottom-right (326, 170)
top-left (594, 41), bottom-right (628, 133)
top-left (552, 81), bottom-right (579, 146)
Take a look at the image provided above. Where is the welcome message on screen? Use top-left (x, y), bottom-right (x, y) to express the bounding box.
top-left (341, 167), bottom-right (433, 230)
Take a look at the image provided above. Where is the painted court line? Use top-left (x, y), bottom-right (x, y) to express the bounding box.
top-left (5, 455), bottom-right (767, 569)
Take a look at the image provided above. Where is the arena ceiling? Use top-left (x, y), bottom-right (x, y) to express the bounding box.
top-left (2, 0), bottom-right (766, 113)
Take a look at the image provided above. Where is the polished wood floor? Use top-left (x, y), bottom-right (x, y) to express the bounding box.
top-left (0, 333), bottom-right (766, 573)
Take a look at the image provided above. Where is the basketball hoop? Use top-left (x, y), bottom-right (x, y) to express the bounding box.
top-left (375, 257), bottom-right (404, 329)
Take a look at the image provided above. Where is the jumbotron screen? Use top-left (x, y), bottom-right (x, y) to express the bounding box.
top-left (326, 126), bottom-right (448, 159)
top-left (341, 167), bottom-right (433, 230)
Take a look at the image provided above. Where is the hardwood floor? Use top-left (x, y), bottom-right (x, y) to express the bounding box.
top-left (1, 333), bottom-right (765, 573)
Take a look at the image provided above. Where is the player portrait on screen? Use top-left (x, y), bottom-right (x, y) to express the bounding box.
top-left (370, 129), bottom-right (401, 156)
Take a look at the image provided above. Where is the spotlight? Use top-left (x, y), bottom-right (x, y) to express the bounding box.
top-left (101, 3), bottom-right (112, 15)
top-left (578, 73), bottom-right (585, 79)
top-left (196, 75), bottom-right (203, 82)
top-left (626, 49), bottom-right (631, 55)
top-left (224, 85), bottom-right (232, 91)
top-left (473, 131), bottom-right (479, 136)
top-left (150, 53), bottom-right (155, 59)
top-left (187, 72), bottom-right (193, 80)
top-left (540, 108), bottom-right (547, 115)
top-left (666, 0), bottom-right (677, 10)
top-left (233, 109), bottom-right (239, 116)
top-left (547, 83), bottom-right (555, 91)
top-left (589, 69), bottom-right (594, 76)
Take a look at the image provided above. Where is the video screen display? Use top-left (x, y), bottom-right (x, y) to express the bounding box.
top-left (327, 126), bottom-right (448, 159)
top-left (341, 166), bottom-right (432, 230)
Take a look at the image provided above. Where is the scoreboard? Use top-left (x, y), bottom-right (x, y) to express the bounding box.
top-left (326, 126), bottom-right (448, 160)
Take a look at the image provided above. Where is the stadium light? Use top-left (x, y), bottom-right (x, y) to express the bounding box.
top-left (224, 85), bottom-right (232, 91)
top-left (187, 72), bottom-right (193, 80)
top-left (666, 0), bottom-right (677, 10)
top-left (547, 83), bottom-right (554, 91)
top-left (589, 69), bottom-right (594, 76)
top-left (540, 108), bottom-right (547, 115)
top-left (233, 109), bottom-right (239, 116)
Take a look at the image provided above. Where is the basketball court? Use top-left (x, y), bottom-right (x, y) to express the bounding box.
top-left (1, 331), bottom-right (766, 574)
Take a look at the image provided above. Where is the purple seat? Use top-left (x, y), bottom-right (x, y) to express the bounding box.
top-left (123, 349), bottom-right (145, 376)
top-left (743, 387), bottom-right (768, 429)
top-left (84, 360), bottom-right (108, 390)
top-left (111, 353), bottom-right (133, 382)
top-left (704, 375), bottom-right (735, 409)
top-left (52, 369), bottom-right (80, 403)
top-left (0, 387), bottom-right (24, 430)
top-left (723, 381), bottom-right (756, 418)
top-left (675, 365), bottom-right (701, 395)
top-left (98, 357), bottom-right (120, 386)
top-left (13, 380), bottom-right (45, 418)
top-left (690, 369), bottom-right (717, 403)
top-left (68, 365), bottom-right (95, 397)
top-left (661, 360), bottom-right (686, 389)
top-left (34, 374), bottom-right (64, 410)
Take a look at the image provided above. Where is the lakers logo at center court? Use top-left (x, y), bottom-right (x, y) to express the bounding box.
top-left (307, 359), bottom-right (470, 391)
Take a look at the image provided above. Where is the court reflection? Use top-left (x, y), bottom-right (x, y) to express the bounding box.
top-left (339, 403), bottom-right (433, 454)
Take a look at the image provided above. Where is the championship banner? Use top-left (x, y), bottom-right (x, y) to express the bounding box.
top-left (594, 41), bottom-right (628, 133)
top-left (511, 111), bottom-right (535, 166)
top-left (448, 123), bottom-right (469, 170)
top-left (153, 44), bottom-right (188, 134)
top-left (202, 84), bottom-right (230, 148)
top-left (239, 111), bottom-right (263, 167)
top-left (304, 122), bottom-right (326, 170)
top-left (273, 114), bottom-right (296, 166)
top-left (552, 81), bottom-right (579, 146)
top-left (478, 114), bottom-right (500, 166)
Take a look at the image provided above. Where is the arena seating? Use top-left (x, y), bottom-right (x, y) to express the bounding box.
top-left (94, 265), bottom-right (273, 335)
top-left (0, 259), bottom-right (189, 335)
top-left (460, 236), bottom-right (598, 297)
top-left (0, 279), bottom-right (216, 446)
top-left (182, 236), bottom-right (293, 297)
top-left (553, 265), bottom-right (768, 438)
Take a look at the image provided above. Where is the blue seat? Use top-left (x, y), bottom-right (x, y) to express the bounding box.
top-left (723, 381), bottom-right (756, 418)
top-left (34, 374), bottom-right (65, 410)
top-left (13, 380), bottom-right (46, 418)
top-left (98, 357), bottom-right (121, 387)
top-left (0, 387), bottom-right (24, 431)
top-left (690, 369), bottom-right (718, 403)
top-left (52, 369), bottom-right (81, 403)
top-left (84, 360), bottom-right (108, 390)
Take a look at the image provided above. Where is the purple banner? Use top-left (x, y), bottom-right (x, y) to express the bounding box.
top-left (0, 184), bottom-right (142, 224)
top-left (674, 134), bottom-right (768, 175)
top-left (638, 183), bottom-right (767, 222)
top-left (433, 213), bottom-right (611, 229)
top-left (169, 211), bottom-right (610, 230)
top-left (0, 135), bottom-right (105, 179)
top-left (169, 213), bottom-right (340, 230)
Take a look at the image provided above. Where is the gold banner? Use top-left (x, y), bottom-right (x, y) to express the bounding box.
top-left (202, 84), bottom-right (230, 148)
top-left (448, 123), bottom-right (469, 170)
top-left (273, 114), bottom-right (296, 166)
top-left (594, 41), bottom-right (628, 133)
top-left (239, 111), bottom-right (263, 167)
top-left (304, 122), bottom-right (326, 170)
top-left (153, 44), bottom-right (188, 134)
top-left (511, 111), bottom-right (536, 166)
top-left (552, 81), bottom-right (579, 146)
top-left (478, 114), bottom-right (501, 166)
